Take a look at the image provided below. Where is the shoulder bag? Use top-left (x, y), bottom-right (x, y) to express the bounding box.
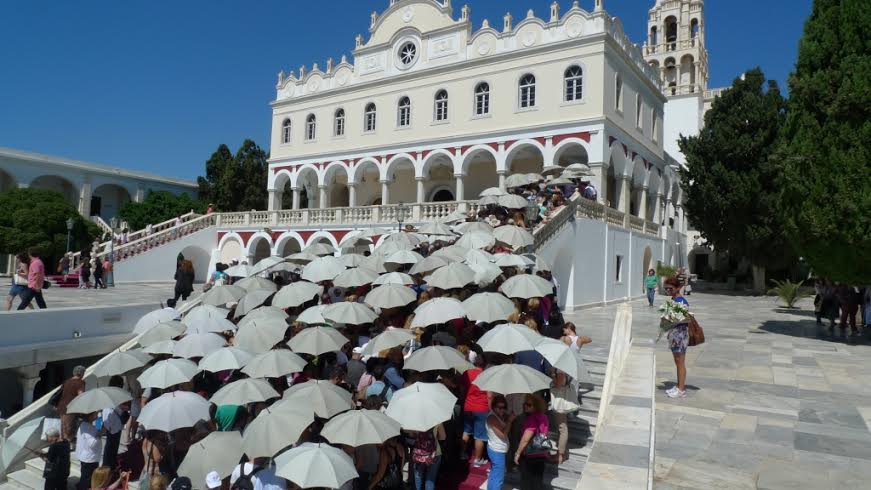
top-left (687, 314), bottom-right (705, 346)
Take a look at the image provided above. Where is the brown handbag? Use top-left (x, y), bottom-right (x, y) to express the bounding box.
top-left (687, 314), bottom-right (705, 346)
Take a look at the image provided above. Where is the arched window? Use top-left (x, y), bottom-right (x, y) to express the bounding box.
top-left (305, 114), bottom-right (316, 140)
top-left (397, 97), bottom-right (411, 127)
top-left (690, 18), bottom-right (699, 45)
top-left (434, 90), bottom-right (449, 121)
top-left (474, 82), bottom-right (490, 116)
top-left (665, 16), bottom-right (678, 51)
top-left (650, 26), bottom-right (658, 46)
top-left (519, 74), bottom-right (536, 108)
top-left (364, 103), bottom-right (377, 132)
top-left (281, 118), bottom-right (291, 143)
top-left (636, 95), bottom-right (643, 128)
top-left (334, 109), bottom-right (345, 137)
top-left (615, 74), bottom-right (623, 111)
top-left (564, 65), bottom-right (583, 102)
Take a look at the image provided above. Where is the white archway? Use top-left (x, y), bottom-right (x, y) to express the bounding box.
top-left (247, 233), bottom-right (274, 265)
top-left (274, 231), bottom-right (305, 257)
top-left (31, 175), bottom-right (78, 206)
top-left (180, 245), bottom-right (211, 282)
top-left (0, 168), bottom-right (17, 192)
top-left (218, 234), bottom-right (244, 264)
top-left (305, 231), bottom-right (339, 249)
top-left (92, 184), bottom-right (132, 220)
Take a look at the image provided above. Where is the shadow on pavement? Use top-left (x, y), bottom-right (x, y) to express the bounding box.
top-left (758, 318), bottom-right (870, 346)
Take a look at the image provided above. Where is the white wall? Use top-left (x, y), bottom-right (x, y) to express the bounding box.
top-left (662, 94), bottom-right (702, 164)
top-left (537, 217), bottom-right (667, 310)
top-left (0, 303), bottom-right (157, 370)
top-left (113, 226), bottom-right (218, 283)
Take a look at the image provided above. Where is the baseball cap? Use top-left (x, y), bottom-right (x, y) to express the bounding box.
top-left (205, 471), bottom-right (222, 489)
top-left (171, 477), bottom-right (192, 490)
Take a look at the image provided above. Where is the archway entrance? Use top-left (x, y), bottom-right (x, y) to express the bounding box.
top-left (431, 189), bottom-right (454, 202)
top-left (92, 184), bottom-right (132, 220)
top-left (219, 238), bottom-right (242, 264)
top-left (250, 237), bottom-right (272, 265)
top-left (180, 245), bottom-right (211, 282)
top-left (0, 169), bottom-right (16, 192)
top-left (31, 175), bottom-right (77, 207)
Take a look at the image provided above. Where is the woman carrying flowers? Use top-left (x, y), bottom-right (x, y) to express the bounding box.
top-left (662, 276), bottom-right (690, 399)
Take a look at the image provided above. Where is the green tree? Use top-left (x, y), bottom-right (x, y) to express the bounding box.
top-left (776, 0), bottom-right (871, 284)
top-left (197, 140), bottom-right (269, 212)
top-left (118, 191), bottom-right (205, 230)
top-left (678, 68), bottom-right (792, 292)
top-left (0, 188), bottom-right (100, 261)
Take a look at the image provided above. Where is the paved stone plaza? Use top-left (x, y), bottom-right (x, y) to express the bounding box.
top-left (3, 282), bottom-right (189, 311)
top-left (642, 293), bottom-right (870, 489)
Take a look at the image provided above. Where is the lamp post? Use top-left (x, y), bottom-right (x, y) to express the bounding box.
top-left (65, 218), bottom-right (74, 253)
top-left (108, 217), bottom-right (118, 287)
top-left (396, 202), bottom-right (409, 232)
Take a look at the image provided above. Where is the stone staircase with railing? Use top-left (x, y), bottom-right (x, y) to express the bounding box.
top-left (68, 212), bottom-right (200, 271)
top-left (2, 196), bottom-right (664, 489)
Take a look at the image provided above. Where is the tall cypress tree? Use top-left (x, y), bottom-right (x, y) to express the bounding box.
top-left (777, 0), bottom-right (871, 284)
top-left (679, 68), bottom-right (790, 291)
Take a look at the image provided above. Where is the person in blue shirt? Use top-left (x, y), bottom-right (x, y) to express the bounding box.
top-left (383, 347), bottom-right (406, 391)
top-left (664, 276), bottom-right (690, 399)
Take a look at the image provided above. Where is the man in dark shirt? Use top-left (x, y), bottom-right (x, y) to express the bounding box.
top-left (43, 428), bottom-right (71, 490)
top-left (346, 348), bottom-right (366, 389)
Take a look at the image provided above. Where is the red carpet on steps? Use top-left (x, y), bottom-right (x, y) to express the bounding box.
top-left (47, 274), bottom-right (80, 288)
top-left (438, 461), bottom-right (490, 490)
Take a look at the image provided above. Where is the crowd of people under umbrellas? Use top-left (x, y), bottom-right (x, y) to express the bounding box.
top-left (46, 164), bottom-right (598, 490)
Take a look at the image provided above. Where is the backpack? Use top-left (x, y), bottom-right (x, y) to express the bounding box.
top-left (231, 465), bottom-right (261, 490)
top-left (412, 430), bottom-right (438, 465)
top-left (372, 381), bottom-right (391, 407)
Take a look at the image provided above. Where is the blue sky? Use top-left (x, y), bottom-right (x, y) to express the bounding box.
top-left (0, 0), bottom-right (812, 180)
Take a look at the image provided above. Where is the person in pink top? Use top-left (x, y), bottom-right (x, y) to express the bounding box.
top-left (514, 393), bottom-right (549, 490)
top-left (18, 247), bottom-right (47, 309)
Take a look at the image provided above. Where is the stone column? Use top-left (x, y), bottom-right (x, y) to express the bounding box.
top-left (454, 174), bottom-right (465, 201)
top-left (381, 180), bottom-right (390, 205)
top-left (135, 185), bottom-right (146, 203)
top-left (17, 363), bottom-right (45, 408)
top-left (79, 181), bottom-right (92, 217)
top-left (497, 170), bottom-right (507, 191)
top-left (676, 204), bottom-right (685, 233)
top-left (267, 190), bottom-right (281, 211)
top-left (639, 186), bottom-right (649, 220)
top-left (416, 177), bottom-right (425, 203)
top-left (665, 198), bottom-right (673, 228)
top-left (292, 188), bottom-right (301, 210)
top-left (319, 185), bottom-right (328, 208)
top-left (347, 183), bottom-right (357, 208)
top-left (618, 176), bottom-right (631, 214)
top-left (652, 193), bottom-right (663, 224)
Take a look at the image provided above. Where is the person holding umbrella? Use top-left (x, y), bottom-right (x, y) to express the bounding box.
top-left (75, 412), bottom-right (103, 490)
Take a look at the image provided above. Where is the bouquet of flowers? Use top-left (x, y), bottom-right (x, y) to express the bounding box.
top-left (657, 299), bottom-right (690, 341)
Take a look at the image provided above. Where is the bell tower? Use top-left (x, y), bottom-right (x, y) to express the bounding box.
top-left (643, 0), bottom-right (708, 97)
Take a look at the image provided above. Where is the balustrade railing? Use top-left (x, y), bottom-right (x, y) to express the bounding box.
top-left (70, 211), bottom-right (199, 270)
top-left (629, 215), bottom-right (645, 233)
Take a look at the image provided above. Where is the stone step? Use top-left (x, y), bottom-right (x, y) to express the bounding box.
top-left (6, 469), bottom-right (44, 490)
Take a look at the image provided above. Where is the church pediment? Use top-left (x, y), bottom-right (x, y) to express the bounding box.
top-left (364, 0), bottom-right (462, 49)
